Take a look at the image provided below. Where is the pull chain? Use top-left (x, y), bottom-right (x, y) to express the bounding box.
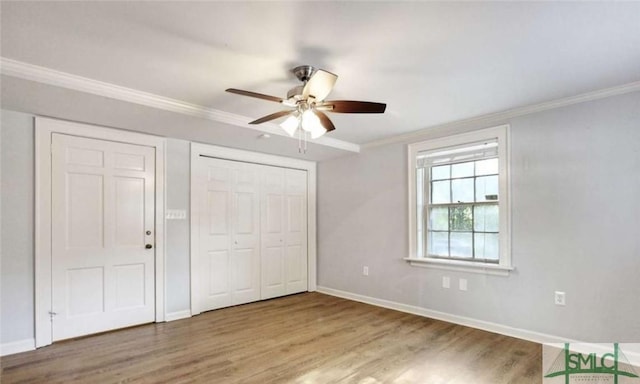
top-left (298, 125), bottom-right (303, 153)
top-left (297, 119), bottom-right (307, 154)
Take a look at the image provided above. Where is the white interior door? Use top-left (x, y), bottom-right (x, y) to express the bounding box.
top-left (197, 158), bottom-right (233, 310)
top-left (51, 133), bottom-right (156, 341)
top-left (231, 161), bottom-right (261, 305)
top-left (284, 169), bottom-right (308, 294)
top-left (261, 167), bottom-right (308, 298)
top-left (261, 167), bottom-right (286, 299)
top-left (197, 157), bottom-right (260, 312)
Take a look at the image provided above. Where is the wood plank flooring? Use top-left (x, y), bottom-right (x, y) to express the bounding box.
top-left (1, 292), bottom-right (542, 383)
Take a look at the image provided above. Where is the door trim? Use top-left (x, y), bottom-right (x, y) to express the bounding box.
top-left (35, 117), bottom-right (166, 347)
top-left (190, 142), bottom-right (317, 315)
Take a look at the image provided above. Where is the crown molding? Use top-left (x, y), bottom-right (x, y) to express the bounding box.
top-left (0, 57), bottom-right (360, 153)
top-left (5, 56), bottom-right (637, 154)
top-left (363, 80), bottom-right (640, 149)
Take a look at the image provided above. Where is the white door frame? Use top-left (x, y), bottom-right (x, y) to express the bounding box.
top-left (35, 117), bottom-right (166, 347)
top-left (190, 142), bottom-right (317, 315)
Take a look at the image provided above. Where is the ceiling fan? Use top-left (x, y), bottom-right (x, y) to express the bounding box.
top-left (226, 65), bottom-right (386, 143)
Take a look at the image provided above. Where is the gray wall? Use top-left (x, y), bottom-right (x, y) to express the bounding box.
top-left (0, 110), bottom-right (193, 344)
top-left (165, 139), bottom-right (191, 313)
top-left (2, 91), bottom-right (639, 346)
top-left (1, 110), bottom-right (35, 344)
top-left (318, 91), bottom-right (640, 342)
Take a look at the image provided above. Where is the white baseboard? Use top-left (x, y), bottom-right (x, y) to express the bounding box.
top-left (1, 338), bottom-right (35, 356)
top-left (165, 310), bottom-right (192, 322)
top-left (316, 286), bottom-right (571, 345)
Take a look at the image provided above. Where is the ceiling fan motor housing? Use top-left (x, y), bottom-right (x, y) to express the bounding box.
top-left (292, 65), bottom-right (317, 83)
top-left (283, 66), bottom-right (318, 106)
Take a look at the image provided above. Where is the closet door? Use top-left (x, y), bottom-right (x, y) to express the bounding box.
top-left (261, 167), bottom-right (308, 298)
top-left (195, 155), bottom-right (308, 312)
top-left (230, 162), bottom-right (261, 305)
top-left (197, 157), bottom-right (260, 312)
top-left (284, 169), bottom-right (308, 294)
top-left (260, 167), bottom-right (286, 299)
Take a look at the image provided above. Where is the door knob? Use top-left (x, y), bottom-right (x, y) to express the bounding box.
top-left (145, 244), bottom-right (153, 249)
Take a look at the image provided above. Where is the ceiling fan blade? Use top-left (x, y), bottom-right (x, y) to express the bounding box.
top-left (312, 110), bottom-right (336, 132)
top-left (320, 100), bottom-right (386, 113)
top-left (249, 110), bottom-right (293, 125)
top-left (226, 88), bottom-right (283, 103)
top-left (302, 69), bottom-right (337, 101)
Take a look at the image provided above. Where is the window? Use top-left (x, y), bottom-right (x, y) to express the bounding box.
top-left (407, 125), bottom-right (511, 275)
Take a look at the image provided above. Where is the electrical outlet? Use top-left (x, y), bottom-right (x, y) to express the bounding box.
top-left (459, 278), bottom-right (468, 291)
top-left (555, 291), bottom-right (566, 306)
top-left (442, 276), bottom-right (450, 289)
top-left (363, 266), bottom-right (369, 276)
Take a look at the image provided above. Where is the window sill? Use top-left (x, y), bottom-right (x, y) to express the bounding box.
top-left (403, 257), bottom-right (513, 276)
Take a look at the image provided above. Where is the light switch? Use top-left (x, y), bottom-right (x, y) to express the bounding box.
top-left (166, 209), bottom-right (187, 220)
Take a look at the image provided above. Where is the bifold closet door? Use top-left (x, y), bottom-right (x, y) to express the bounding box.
top-left (260, 167), bottom-right (286, 299)
top-left (283, 168), bottom-right (308, 294)
top-left (261, 167), bottom-right (308, 299)
top-left (197, 157), bottom-right (261, 312)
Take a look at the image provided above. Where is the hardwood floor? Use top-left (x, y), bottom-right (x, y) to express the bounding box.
top-left (1, 292), bottom-right (542, 383)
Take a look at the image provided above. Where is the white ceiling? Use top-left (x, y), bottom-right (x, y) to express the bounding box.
top-left (2, 1), bottom-right (640, 157)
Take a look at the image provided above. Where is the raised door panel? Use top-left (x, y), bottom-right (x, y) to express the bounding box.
top-left (114, 177), bottom-right (145, 247)
top-left (66, 267), bottom-right (104, 317)
top-left (66, 146), bottom-right (104, 167)
top-left (66, 173), bottom-right (104, 249)
top-left (262, 246), bottom-right (284, 290)
top-left (287, 195), bottom-right (304, 234)
top-left (113, 152), bottom-right (146, 171)
top-left (232, 248), bottom-right (258, 306)
top-left (235, 192), bottom-right (255, 234)
top-left (114, 264), bottom-right (146, 310)
top-left (208, 190), bottom-right (230, 235)
top-left (205, 250), bottom-right (231, 309)
top-left (285, 245), bottom-right (305, 287)
top-left (265, 195), bottom-right (283, 234)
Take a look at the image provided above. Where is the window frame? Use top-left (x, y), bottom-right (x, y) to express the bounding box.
top-left (406, 125), bottom-right (512, 276)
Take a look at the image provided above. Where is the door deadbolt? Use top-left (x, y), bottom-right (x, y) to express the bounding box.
top-left (145, 244), bottom-right (153, 249)
top-left (146, 230), bottom-right (152, 235)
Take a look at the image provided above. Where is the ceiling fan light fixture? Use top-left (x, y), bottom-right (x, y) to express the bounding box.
top-left (226, 65), bottom-right (386, 153)
top-left (301, 109), bottom-right (320, 132)
top-left (280, 113), bottom-right (299, 137)
top-left (310, 124), bottom-right (327, 139)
